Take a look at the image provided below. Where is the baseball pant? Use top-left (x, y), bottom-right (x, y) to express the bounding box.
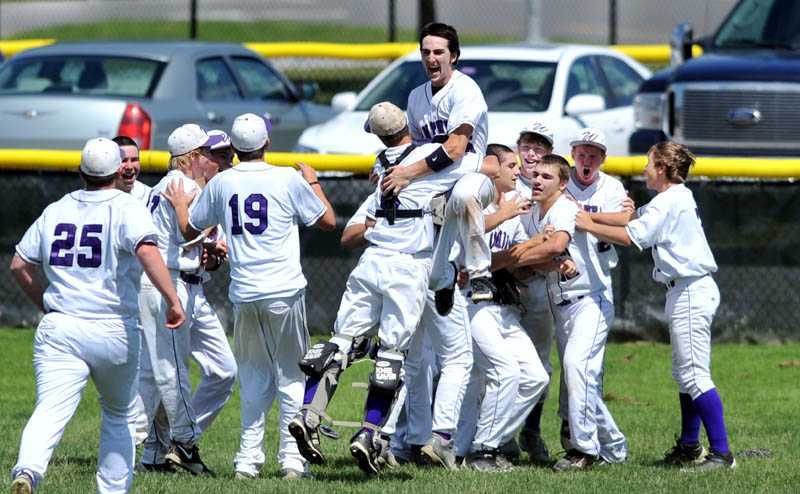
top-left (517, 273), bottom-right (555, 403)
top-left (137, 283), bottom-right (236, 461)
top-left (12, 313), bottom-right (139, 494)
top-left (456, 302), bottom-right (548, 453)
top-left (392, 330), bottom-right (437, 459)
top-left (553, 292), bottom-right (627, 462)
top-left (405, 289), bottom-right (472, 445)
top-left (233, 290), bottom-right (310, 475)
top-left (667, 275), bottom-right (721, 399)
top-left (429, 172), bottom-right (495, 291)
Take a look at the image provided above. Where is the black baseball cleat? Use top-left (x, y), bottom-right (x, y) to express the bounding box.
top-left (288, 411), bottom-right (326, 465)
top-left (135, 461), bottom-right (176, 474)
top-left (350, 429), bottom-right (381, 475)
top-left (434, 262), bottom-right (458, 316)
top-left (165, 441), bottom-right (215, 476)
top-left (680, 449), bottom-right (736, 472)
top-left (655, 435), bottom-right (707, 467)
top-left (469, 276), bottom-right (496, 303)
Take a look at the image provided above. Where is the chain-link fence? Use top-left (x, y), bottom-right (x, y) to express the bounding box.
top-left (2, 170), bottom-right (799, 342)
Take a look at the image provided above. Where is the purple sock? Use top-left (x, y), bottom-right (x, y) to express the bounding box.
top-left (694, 388), bottom-right (731, 454)
top-left (303, 376), bottom-right (320, 405)
top-left (525, 402), bottom-right (544, 432)
top-left (679, 393), bottom-right (701, 444)
top-left (434, 431), bottom-right (451, 441)
top-left (364, 393), bottom-right (392, 427)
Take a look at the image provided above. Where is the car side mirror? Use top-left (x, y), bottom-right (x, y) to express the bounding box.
top-left (670, 22), bottom-right (693, 66)
top-left (331, 91), bottom-right (357, 113)
top-left (564, 94), bottom-right (605, 116)
top-left (299, 82), bottom-right (319, 101)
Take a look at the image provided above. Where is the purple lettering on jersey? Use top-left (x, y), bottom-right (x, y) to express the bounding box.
top-left (148, 195), bottom-right (160, 214)
top-left (49, 223), bottom-right (103, 268)
top-left (50, 223), bottom-right (76, 267)
top-left (583, 204), bottom-right (598, 213)
top-left (229, 194), bottom-right (243, 235)
top-left (229, 193), bottom-right (268, 235)
top-left (435, 120), bottom-right (446, 135)
top-left (488, 229), bottom-right (510, 250)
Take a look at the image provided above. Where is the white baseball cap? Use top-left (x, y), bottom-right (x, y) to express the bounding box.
top-left (365, 101), bottom-right (407, 136)
top-left (80, 137), bottom-right (122, 177)
top-left (570, 127), bottom-right (607, 151)
top-left (518, 122), bottom-right (554, 145)
top-left (231, 113), bottom-right (269, 152)
top-left (168, 124), bottom-right (212, 157)
top-left (207, 130), bottom-right (231, 150)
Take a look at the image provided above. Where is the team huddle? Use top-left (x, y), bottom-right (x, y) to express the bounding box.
top-left (9, 22), bottom-right (734, 494)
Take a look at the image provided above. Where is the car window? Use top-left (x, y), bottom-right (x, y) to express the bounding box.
top-left (196, 58), bottom-right (242, 100)
top-left (565, 56), bottom-right (606, 104)
top-left (355, 59), bottom-right (557, 113)
top-left (0, 56), bottom-right (163, 97)
top-left (229, 57), bottom-right (290, 101)
top-left (596, 56), bottom-right (643, 108)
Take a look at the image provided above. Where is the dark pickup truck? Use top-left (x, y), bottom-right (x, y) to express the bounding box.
top-left (629, 0), bottom-right (800, 156)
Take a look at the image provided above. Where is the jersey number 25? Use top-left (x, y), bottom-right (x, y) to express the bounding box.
top-left (49, 223), bottom-right (103, 268)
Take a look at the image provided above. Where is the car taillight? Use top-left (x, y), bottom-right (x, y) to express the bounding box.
top-left (118, 103), bottom-right (152, 149)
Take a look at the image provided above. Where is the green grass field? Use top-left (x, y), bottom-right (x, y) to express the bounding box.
top-left (1, 329), bottom-right (798, 493)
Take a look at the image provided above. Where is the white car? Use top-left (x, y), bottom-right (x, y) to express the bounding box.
top-left (293, 44), bottom-right (651, 157)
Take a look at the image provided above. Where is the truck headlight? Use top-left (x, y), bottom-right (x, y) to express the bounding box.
top-left (633, 93), bottom-right (665, 131)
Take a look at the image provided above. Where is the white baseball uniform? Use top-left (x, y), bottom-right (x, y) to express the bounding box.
top-left (407, 69), bottom-right (494, 291)
top-left (189, 160), bottom-right (326, 475)
top-left (12, 188), bottom-right (157, 494)
top-left (522, 193), bottom-right (627, 462)
top-left (131, 179), bottom-right (152, 206)
top-left (626, 183), bottom-right (719, 399)
top-left (454, 201), bottom-right (549, 455)
top-left (138, 169), bottom-right (205, 447)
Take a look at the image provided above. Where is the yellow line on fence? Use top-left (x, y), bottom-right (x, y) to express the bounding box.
top-left (2, 149), bottom-right (800, 179)
top-left (0, 39), bottom-right (697, 64)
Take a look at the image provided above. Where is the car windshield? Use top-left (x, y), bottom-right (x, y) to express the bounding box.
top-left (714, 0), bottom-right (800, 49)
top-left (0, 55), bottom-right (165, 97)
top-left (355, 59), bottom-right (557, 112)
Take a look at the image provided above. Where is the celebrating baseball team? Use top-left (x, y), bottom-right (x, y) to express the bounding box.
top-left (9, 21), bottom-right (735, 494)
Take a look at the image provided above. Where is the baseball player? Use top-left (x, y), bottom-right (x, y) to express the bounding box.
top-left (10, 138), bottom-right (184, 494)
top-left (575, 141), bottom-right (735, 472)
top-left (380, 22), bottom-right (496, 315)
top-left (112, 135), bottom-right (151, 205)
top-left (136, 124), bottom-right (218, 475)
top-left (288, 101), bottom-right (481, 475)
top-left (167, 113), bottom-right (335, 480)
top-left (453, 144), bottom-right (549, 472)
top-left (492, 150), bottom-right (627, 471)
top-left (206, 129), bottom-right (235, 173)
top-left (137, 129), bottom-right (237, 473)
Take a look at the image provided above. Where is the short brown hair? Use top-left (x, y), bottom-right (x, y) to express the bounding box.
top-left (379, 125), bottom-right (409, 148)
top-left (648, 141), bottom-right (695, 183)
top-left (517, 132), bottom-right (552, 150)
top-left (540, 154), bottom-right (571, 182)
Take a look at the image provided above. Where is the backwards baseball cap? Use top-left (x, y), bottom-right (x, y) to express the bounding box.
top-left (81, 137), bottom-right (122, 177)
top-left (206, 130), bottom-right (231, 150)
top-left (570, 127), bottom-right (607, 151)
top-left (231, 113), bottom-right (270, 152)
top-left (519, 122), bottom-right (554, 145)
top-left (365, 101), bottom-right (407, 136)
top-left (168, 124), bottom-right (212, 157)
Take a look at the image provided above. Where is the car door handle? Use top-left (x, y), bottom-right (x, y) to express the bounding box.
top-left (207, 112), bottom-right (225, 123)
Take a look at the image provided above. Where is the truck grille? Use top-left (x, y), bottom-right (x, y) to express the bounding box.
top-left (672, 82), bottom-right (800, 156)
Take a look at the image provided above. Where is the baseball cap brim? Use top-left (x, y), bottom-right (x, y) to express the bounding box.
top-left (569, 139), bottom-right (606, 151)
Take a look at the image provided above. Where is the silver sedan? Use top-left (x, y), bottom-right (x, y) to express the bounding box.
top-left (0, 41), bottom-right (336, 152)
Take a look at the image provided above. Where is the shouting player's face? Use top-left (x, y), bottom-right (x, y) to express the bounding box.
top-left (571, 144), bottom-right (606, 186)
top-left (116, 145), bottom-right (140, 193)
top-left (421, 35), bottom-right (457, 87)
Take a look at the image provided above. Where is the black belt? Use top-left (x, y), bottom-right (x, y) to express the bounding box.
top-left (556, 295), bottom-right (585, 307)
top-left (180, 273), bottom-right (202, 285)
top-left (375, 209), bottom-right (424, 219)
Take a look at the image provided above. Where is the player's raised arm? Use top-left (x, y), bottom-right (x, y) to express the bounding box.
top-left (296, 161), bottom-right (335, 231)
top-left (574, 210), bottom-right (633, 247)
top-left (136, 242), bottom-right (186, 329)
top-left (9, 255), bottom-right (46, 313)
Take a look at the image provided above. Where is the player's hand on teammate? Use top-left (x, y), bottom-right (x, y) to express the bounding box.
top-left (621, 193), bottom-right (635, 213)
top-left (381, 165), bottom-right (413, 196)
top-left (368, 166), bottom-right (380, 186)
top-left (165, 302), bottom-right (186, 330)
top-left (558, 258), bottom-right (579, 278)
top-left (456, 268), bottom-right (469, 289)
top-left (574, 209), bottom-right (593, 231)
top-left (497, 191), bottom-right (531, 221)
top-left (295, 161), bottom-right (319, 185)
top-left (543, 224), bottom-right (555, 241)
top-left (161, 179), bottom-right (197, 209)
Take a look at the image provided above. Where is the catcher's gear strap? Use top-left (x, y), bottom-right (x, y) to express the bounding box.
top-left (375, 209), bottom-right (423, 219)
top-left (491, 268), bottom-right (526, 306)
top-left (302, 359), bottom-right (343, 425)
top-left (299, 340), bottom-right (340, 378)
top-left (429, 193), bottom-right (446, 227)
top-left (378, 144), bottom-right (418, 225)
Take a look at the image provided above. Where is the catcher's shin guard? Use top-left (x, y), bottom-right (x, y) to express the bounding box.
top-left (362, 349), bottom-right (405, 431)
